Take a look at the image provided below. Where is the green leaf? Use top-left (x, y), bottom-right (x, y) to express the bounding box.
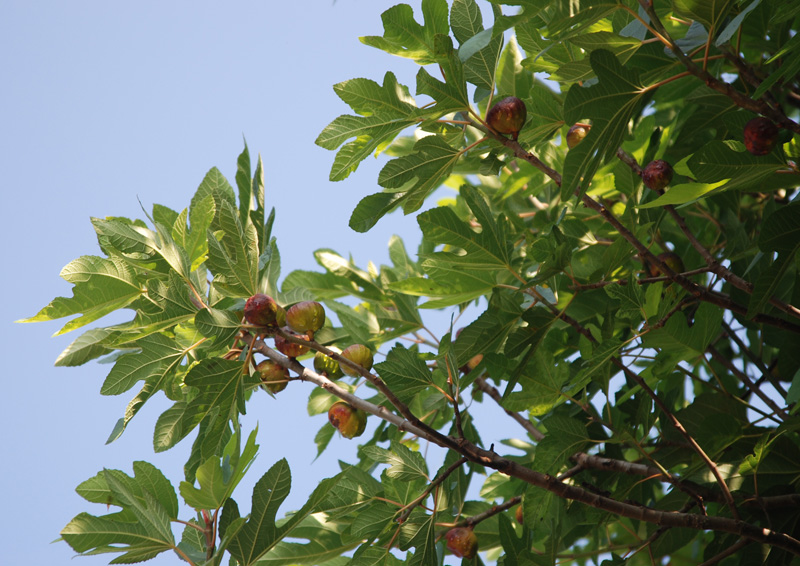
top-left (19, 256), bottom-right (142, 335)
top-left (562, 50), bottom-right (646, 200)
top-left (687, 140), bottom-right (786, 192)
top-left (227, 459), bottom-right (292, 565)
top-left (101, 333), bottom-right (185, 396)
top-left (195, 307), bottom-right (242, 344)
top-left (673, 0), bottom-right (736, 32)
top-left (349, 191), bottom-right (405, 233)
top-left (54, 327), bottom-right (118, 366)
top-left (206, 200), bottom-right (260, 298)
top-left (451, 0), bottom-right (503, 92)
top-left (316, 73), bottom-right (423, 182)
top-left (758, 203), bottom-right (800, 254)
top-left (378, 136), bottom-right (462, 214)
top-left (637, 180), bottom-right (728, 208)
top-left (747, 249), bottom-right (798, 319)
top-left (153, 358), bottom-right (253, 452)
top-left (374, 344), bottom-right (435, 405)
top-left (359, 1), bottom-right (449, 65)
top-left (642, 302), bottom-right (723, 356)
top-left (191, 166), bottom-right (237, 232)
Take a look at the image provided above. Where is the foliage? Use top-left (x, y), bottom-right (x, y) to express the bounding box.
top-left (22, 0), bottom-right (800, 564)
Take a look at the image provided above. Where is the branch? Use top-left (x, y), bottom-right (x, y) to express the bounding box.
top-left (244, 333), bottom-right (800, 556)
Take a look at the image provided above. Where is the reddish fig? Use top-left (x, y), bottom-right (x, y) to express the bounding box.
top-left (445, 526), bottom-right (478, 559)
top-left (274, 327), bottom-right (311, 358)
top-left (515, 504), bottom-right (524, 525)
top-left (648, 251), bottom-right (685, 277)
top-left (244, 294), bottom-right (282, 327)
top-left (340, 344), bottom-right (374, 377)
top-left (566, 123), bottom-right (590, 149)
top-left (328, 401), bottom-right (367, 439)
top-left (314, 346), bottom-right (344, 379)
top-left (744, 117), bottom-right (779, 156)
top-left (642, 159), bottom-right (673, 191)
top-left (286, 301), bottom-right (326, 336)
top-left (486, 96), bottom-right (527, 140)
top-left (256, 359), bottom-right (289, 394)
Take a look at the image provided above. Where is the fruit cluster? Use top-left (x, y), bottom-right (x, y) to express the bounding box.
top-left (243, 293), bottom-right (374, 439)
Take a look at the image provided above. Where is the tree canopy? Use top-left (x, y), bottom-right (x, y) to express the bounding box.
top-left (22, 0), bottom-right (800, 564)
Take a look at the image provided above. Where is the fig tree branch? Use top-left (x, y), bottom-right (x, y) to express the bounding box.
top-left (245, 333), bottom-right (800, 556)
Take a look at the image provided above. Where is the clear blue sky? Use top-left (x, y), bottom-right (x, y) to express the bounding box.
top-left (2, 2), bottom-right (508, 564)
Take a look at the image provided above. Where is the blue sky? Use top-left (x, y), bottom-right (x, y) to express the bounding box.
top-left (1, 2), bottom-right (507, 564)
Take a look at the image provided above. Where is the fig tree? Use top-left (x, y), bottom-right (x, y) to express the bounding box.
top-left (566, 123), bottom-right (590, 149)
top-left (256, 359), bottom-right (289, 394)
top-left (328, 401), bottom-right (367, 439)
top-left (286, 301), bottom-right (325, 336)
top-left (486, 96), bottom-right (527, 140)
top-left (445, 526), bottom-right (478, 559)
top-left (642, 159), bottom-right (673, 191)
top-left (744, 117), bottom-right (779, 156)
top-left (314, 346), bottom-right (344, 379)
top-left (340, 344), bottom-right (374, 377)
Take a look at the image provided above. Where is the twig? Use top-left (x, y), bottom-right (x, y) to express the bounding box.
top-left (473, 376), bottom-right (545, 441)
top-left (397, 457), bottom-right (468, 524)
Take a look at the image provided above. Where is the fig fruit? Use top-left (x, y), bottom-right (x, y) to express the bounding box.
top-left (244, 293), bottom-right (282, 327)
top-left (274, 327), bottom-right (311, 358)
top-left (642, 159), bottom-right (673, 191)
top-left (460, 353), bottom-right (483, 374)
top-left (340, 344), bottom-right (374, 377)
top-left (648, 251), bottom-right (685, 277)
top-left (286, 301), bottom-right (325, 336)
top-left (314, 346), bottom-right (344, 379)
top-left (445, 526), bottom-right (478, 559)
top-left (256, 359), bottom-right (289, 394)
top-left (515, 504), bottom-right (524, 525)
top-left (486, 96), bottom-right (527, 140)
top-left (566, 123), bottom-right (590, 149)
top-left (744, 117), bottom-right (779, 156)
top-left (328, 401), bottom-right (367, 439)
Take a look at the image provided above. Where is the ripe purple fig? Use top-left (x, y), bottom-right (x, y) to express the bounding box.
top-left (648, 251), bottom-right (685, 277)
top-left (642, 159), bottom-right (674, 191)
top-left (486, 96), bottom-right (527, 140)
top-left (256, 359), bottom-right (289, 394)
top-left (274, 327), bottom-right (311, 358)
top-left (328, 401), bottom-right (367, 439)
top-left (314, 346), bottom-right (344, 379)
top-left (286, 301), bottom-right (326, 337)
top-left (244, 294), bottom-right (283, 327)
top-left (340, 344), bottom-right (374, 377)
top-left (566, 123), bottom-right (590, 149)
top-left (744, 117), bottom-right (779, 156)
top-left (445, 526), bottom-right (478, 559)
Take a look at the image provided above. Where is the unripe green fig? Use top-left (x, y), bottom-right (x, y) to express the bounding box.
top-left (744, 117), bottom-right (779, 156)
top-left (445, 526), bottom-right (478, 559)
top-left (314, 346), bottom-right (344, 379)
top-left (286, 301), bottom-right (325, 336)
top-left (642, 159), bottom-right (673, 191)
top-left (648, 251), bottom-right (685, 277)
top-left (486, 96), bottom-right (527, 140)
top-left (256, 359), bottom-right (289, 394)
top-left (274, 327), bottom-right (311, 358)
top-left (566, 123), bottom-right (590, 149)
top-left (244, 293), bottom-right (282, 327)
top-left (328, 401), bottom-right (367, 439)
top-left (340, 344), bottom-right (374, 377)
